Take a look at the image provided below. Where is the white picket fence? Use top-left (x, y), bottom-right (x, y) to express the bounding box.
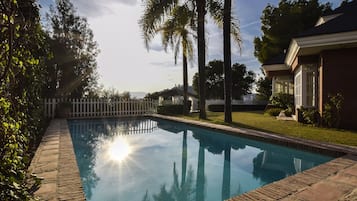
top-left (44, 98), bottom-right (158, 118)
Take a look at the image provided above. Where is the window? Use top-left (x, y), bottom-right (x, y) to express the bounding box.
top-left (306, 70), bottom-right (316, 107)
top-left (294, 70), bottom-right (302, 107)
top-left (273, 76), bottom-right (294, 95)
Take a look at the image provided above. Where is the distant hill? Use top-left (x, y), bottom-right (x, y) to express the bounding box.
top-left (130, 92), bottom-right (147, 99)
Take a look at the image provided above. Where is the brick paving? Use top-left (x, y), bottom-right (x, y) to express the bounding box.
top-left (29, 119), bottom-right (85, 201)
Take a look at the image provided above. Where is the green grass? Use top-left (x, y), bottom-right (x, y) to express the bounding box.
top-left (179, 111), bottom-right (357, 147)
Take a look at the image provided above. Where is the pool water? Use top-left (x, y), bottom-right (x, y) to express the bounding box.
top-left (68, 118), bottom-right (334, 201)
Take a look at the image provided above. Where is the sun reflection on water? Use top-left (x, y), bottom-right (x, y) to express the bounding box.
top-left (106, 137), bottom-right (132, 163)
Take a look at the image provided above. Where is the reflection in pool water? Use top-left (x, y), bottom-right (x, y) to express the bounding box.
top-left (106, 137), bottom-right (132, 163)
top-left (68, 118), bottom-right (334, 201)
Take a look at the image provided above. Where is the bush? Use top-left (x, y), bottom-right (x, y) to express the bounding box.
top-left (284, 107), bottom-right (293, 117)
top-left (270, 93), bottom-right (294, 109)
top-left (264, 108), bottom-right (283, 116)
top-left (208, 104), bottom-right (266, 112)
top-left (322, 93), bottom-right (344, 128)
top-left (299, 107), bottom-right (321, 126)
top-left (158, 105), bottom-right (184, 115)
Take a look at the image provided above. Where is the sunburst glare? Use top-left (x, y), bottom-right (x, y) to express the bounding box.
top-left (107, 137), bottom-right (132, 162)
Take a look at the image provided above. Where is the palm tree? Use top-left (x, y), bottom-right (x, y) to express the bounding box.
top-left (223, 0), bottom-right (232, 123)
top-left (140, 3), bottom-right (195, 116)
top-left (212, 0), bottom-right (241, 123)
top-left (140, 0), bottom-right (239, 119)
top-left (196, 0), bottom-right (207, 119)
top-left (159, 5), bottom-right (196, 115)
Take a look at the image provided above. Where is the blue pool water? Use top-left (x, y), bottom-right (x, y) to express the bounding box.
top-left (68, 118), bottom-right (334, 201)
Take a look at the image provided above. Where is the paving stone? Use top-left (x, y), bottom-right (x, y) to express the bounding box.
top-left (293, 180), bottom-right (355, 201)
top-left (34, 182), bottom-right (56, 195)
top-left (341, 164), bottom-right (357, 177)
top-left (29, 119), bottom-right (85, 201)
top-left (328, 173), bottom-right (357, 187)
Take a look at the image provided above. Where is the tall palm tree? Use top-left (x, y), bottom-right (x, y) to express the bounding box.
top-left (140, 3), bottom-right (195, 116)
top-left (159, 5), bottom-right (196, 115)
top-left (211, 0), bottom-right (241, 123)
top-left (140, 0), bottom-right (239, 119)
top-left (196, 0), bottom-right (207, 119)
top-left (223, 0), bottom-right (233, 123)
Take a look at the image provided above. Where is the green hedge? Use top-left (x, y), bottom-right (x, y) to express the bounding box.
top-left (208, 104), bottom-right (266, 112)
top-left (158, 105), bottom-right (184, 115)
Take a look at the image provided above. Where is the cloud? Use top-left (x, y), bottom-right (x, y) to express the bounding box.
top-left (72, 0), bottom-right (138, 17)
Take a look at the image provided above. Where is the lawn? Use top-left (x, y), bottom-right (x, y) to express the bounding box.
top-left (180, 111), bottom-right (357, 147)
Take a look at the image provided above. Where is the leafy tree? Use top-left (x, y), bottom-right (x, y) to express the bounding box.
top-left (193, 60), bottom-right (255, 99)
top-left (256, 70), bottom-right (272, 101)
top-left (254, 0), bottom-right (331, 64)
top-left (0, 0), bottom-right (47, 199)
top-left (45, 0), bottom-right (99, 98)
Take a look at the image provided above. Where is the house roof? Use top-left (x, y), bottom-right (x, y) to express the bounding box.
top-left (296, 1), bottom-right (357, 37)
top-left (262, 53), bottom-right (286, 65)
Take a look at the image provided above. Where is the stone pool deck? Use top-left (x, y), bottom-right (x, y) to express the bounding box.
top-left (29, 116), bottom-right (357, 200)
top-left (28, 119), bottom-right (85, 201)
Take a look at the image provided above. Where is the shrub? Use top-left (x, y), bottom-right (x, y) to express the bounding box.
top-left (208, 104), bottom-right (266, 112)
top-left (270, 93), bottom-right (294, 109)
top-left (284, 107), bottom-right (293, 117)
top-left (299, 107), bottom-right (321, 126)
top-left (158, 105), bottom-right (184, 115)
top-left (264, 108), bottom-right (283, 116)
top-left (322, 93), bottom-right (344, 128)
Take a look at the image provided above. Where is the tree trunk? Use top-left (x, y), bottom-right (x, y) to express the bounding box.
top-left (181, 130), bottom-right (187, 187)
top-left (197, 0), bottom-right (206, 119)
top-left (223, 0), bottom-right (232, 123)
top-left (222, 146), bottom-right (231, 200)
top-left (183, 52), bottom-right (189, 115)
top-left (196, 141), bottom-right (205, 201)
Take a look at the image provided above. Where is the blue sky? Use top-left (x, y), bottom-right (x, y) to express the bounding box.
top-left (38, 0), bottom-right (341, 96)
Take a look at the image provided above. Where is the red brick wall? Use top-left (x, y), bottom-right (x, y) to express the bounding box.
top-left (321, 47), bottom-right (357, 129)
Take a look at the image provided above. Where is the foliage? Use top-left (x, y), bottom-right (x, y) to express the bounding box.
top-left (323, 93), bottom-right (344, 128)
top-left (254, 0), bottom-right (331, 63)
top-left (88, 86), bottom-right (131, 99)
top-left (140, 2), bottom-right (196, 116)
top-left (145, 86), bottom-right (196, 100)
top-left (283, 107), bottom-right (293, 117)
top-left (256, 71), bottom-right (272, 101)
top-left (208, 104), bottom-right (266, 112)
top-left (44, 0), bottom-right (99, 98)
top-left (299, 107), bottom-right (321, 126)
top-left (157, 105), bottom-right (186, 115)
top-left (0, 0), bottom-right (47, 199)
top-left (264, 108), bottom-right (283, 116)
top-left (192, 60), bottom-right (255, 99)
top-left (269, 93), bottom-right (294, 109)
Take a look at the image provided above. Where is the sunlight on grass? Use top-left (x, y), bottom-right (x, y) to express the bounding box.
top-left (180, 111), bottom-right (357, 147)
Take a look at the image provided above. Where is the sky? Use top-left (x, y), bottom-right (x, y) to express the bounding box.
top-left (38, 0), bottom-right (341, 97)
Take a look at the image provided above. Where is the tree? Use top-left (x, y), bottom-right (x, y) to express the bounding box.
top-left (254, 0), bottom-right (331, 64)
top-left (192, 60), bottom-right (255, 99)
top-left (223, 0), bottom-right (232, 123)
top-left (256, 68), bottom-right (272, 101)
top-left (45, 0), bottom-right (99, 98)
top-left (140, 4), bottom-right (196, 115)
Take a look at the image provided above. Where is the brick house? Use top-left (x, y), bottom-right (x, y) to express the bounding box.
top-left (262, 1), bottom-right (357, 129)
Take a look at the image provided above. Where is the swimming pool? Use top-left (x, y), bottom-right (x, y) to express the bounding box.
top-left (68, 117), bottom-right (334, 201)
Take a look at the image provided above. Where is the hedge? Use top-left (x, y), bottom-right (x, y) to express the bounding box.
top-left (207, 104), bottom-right (266, 112)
